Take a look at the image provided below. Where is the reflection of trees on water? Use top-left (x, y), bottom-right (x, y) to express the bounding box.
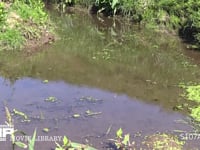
top-left (90, 14), bottom-right (136, 43)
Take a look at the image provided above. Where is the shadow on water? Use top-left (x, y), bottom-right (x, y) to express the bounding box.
top-left (0, 12), bottom-right (200, 149)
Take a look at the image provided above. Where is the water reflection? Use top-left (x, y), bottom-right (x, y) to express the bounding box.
top-left (0, 77), bottom-right (194, 149)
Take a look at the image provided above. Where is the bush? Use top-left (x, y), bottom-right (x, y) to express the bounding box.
top-left (49, 0), bottom-right (200, 48)
top-left (11, 0), bottom-right (48, 24)
top-left (0, 28), bottom-right (24, 50)
top-left (0, 2), bottom-right (7, 26)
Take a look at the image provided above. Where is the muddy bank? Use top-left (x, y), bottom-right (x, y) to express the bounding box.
top-left (24, 31), bottom-right (55, 54)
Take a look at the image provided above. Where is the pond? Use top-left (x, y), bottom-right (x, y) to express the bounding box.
top-left (1, 11), bottom-right (200, 149)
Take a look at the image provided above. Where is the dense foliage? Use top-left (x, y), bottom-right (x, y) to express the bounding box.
top-left (0, 2), bottom-right (6, 25)
top-left (1, 0), bottom-right (200, 49)
top-left (12, 0), bottom-right (48, 24)
top-left (54, 0), bottom-right (200, 48)
top-left (96, 0), bottom-right (200, 47)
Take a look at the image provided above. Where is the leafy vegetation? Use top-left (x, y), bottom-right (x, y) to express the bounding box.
top-left (11, 0), bottom-right (48, 24)
top-left (52, 0), bottom-right (200, 48)
top-left (179, 83), bottom-right (200, 122)
top-left (4, 104), bottom-right (98, 150)
top-left (111, 128), bottom-right (133, 149)
top-left (13, 108), bottom-right (29, 120)
top-left (0, 0), bottom-right (53, 50)
top-left (144, 133), bottom-right (184, 150)
top-left (0, 2), bottom-right (6, 25)
top-left (0, 28), bottom-right (24, 50)
top-left (12, 129), bottom-right (37, 150)
top-left (191, 106), bottom-right (200, 122)
top-left (182, 84), bottom-right (200, 103)
top-left (55, 136), bottom-right (97, 150)
top-left (110, 128), bottom-right (185, 149)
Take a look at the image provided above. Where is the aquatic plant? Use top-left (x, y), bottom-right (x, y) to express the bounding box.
top-left (28, 129), bottom-right (37, 150)
top-left (12, 129), bottom-right (37, 150)
top-left (45, 96), bottom-right (58, 102)
top-left (4, 105), bottom-right (36, 150)
top-left (144, 133), bottom-right (185, 150)
top-left (191, 106), bottom-right (200, 122)
top-left (55, 136), bottom-right (97, 150)
top-left (185, 85), bottom-right (200, 103)
top-left (13, 108), bottom-right (29, 120)
top-left (110, 128), bottom-right (185, 149)
top-left (109, 128), bottom-right (135, 149)
top-left (179, 83), bottom-right (200, 122)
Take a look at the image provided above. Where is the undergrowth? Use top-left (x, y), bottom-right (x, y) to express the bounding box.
top-left (180, 83), bottom-right (200, 122)
top-left (52, 0), bottom-right (200, 49)
top-left (0, 0), bottom-right (52, 50)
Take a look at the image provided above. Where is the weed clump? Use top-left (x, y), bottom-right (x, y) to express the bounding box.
top-left (0, 0), bottom-right (54, 51)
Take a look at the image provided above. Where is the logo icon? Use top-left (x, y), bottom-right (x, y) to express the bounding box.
top-left (0, 124), bottom-right (14, 141)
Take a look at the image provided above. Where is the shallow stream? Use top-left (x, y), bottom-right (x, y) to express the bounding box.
top-left (1, 12), bottom-right (200, 149)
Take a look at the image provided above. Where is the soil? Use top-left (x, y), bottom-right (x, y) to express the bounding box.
top-left (24, 31), bottom-right (55, 55)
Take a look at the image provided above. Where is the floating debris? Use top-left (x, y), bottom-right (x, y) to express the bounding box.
top-left (45, 96), bottom-right (57, 102)
top-left (173, 130), bottom-right (186, 133)
top-left (13, 109), bottom-right (30, 122)
top-left (85, 110), bottom-right (102, 116)
top-left (4, 105), bottom-right (13, 125)
top-left (40, 111), bottom-right (45, 120)
top-left (79, 96), bottom-right (103, 103)
top-left (73, 114), bottom-right (81, 118)
top-left (43, 128), bottom-right (49, 133)
top-left (13, 109), bottom-right (28, 120)
top-left (173, 105), bottom-right (183, 111)
top-left (106, 124), bottom-right (112, 135)
top-left (43, 80), bottom-right (49, 83)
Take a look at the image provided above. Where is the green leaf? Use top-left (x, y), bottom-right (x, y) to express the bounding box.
top-left (122, 134), bottom-right (130, 145)
top-left (73, 114), bottom-right (80, 118)
top-left (113, 8), bottom-right (117, 15)
top-left (55, 147), bottom-right (63, 150)
top-left (55, 141), bottom-right (62, 149)
top-left (43, 128), bottom-right (49, 133)
top-left (45, 96), bottom-right (57, 102)
top-left (43, 80), bottom-right (48, 83)
top-left (15, 141), bottom-right (28, 149)
top-left (28, 129), bottom-right (37, 150)
top-left (13, 109), bottom-right (28, 120)
top-left (71, 142), bottom-right (98, 150)
top-left (116, 128), bottom-right (123, 138)
top-left (63, 136), bottom-right (69, 147)
top-left (10, 132), bottom-right (16, 144)
top-left (111, 0), bottom-right (119, 9)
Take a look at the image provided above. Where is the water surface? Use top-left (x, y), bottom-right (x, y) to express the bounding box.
top-left (0, 12), bottom-right (200, 149)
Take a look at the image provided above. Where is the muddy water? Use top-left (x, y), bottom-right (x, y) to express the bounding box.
top-left (1, 12), bottom-right (200, 149)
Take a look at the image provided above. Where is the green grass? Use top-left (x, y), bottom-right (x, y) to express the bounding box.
top-left (0, 0), bottom-right (52, 50)
top-left (0, 28), bottom-right (25, 51)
